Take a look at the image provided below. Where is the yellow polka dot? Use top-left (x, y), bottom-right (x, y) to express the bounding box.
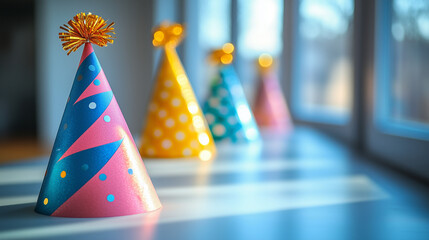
top-left (199, 150), bottom-right (212, 161)
top-left (61, 171), bottom-right (66, 178)
top-left (44, 198), bottom-right (48, 205)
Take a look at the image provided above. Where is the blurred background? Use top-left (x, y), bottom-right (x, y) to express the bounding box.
top-left (0, 0), bottom-right (428, 181)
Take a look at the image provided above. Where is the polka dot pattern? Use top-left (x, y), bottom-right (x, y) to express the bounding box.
top-left (99, 173), bottom-right (107, 181)
top-left (203, 66), bottom-right (260, 143)
top-left (89, 102), bottom-right (97, 109)
top-left (35, 44), bottom-right (162, 217)
top-left (104, 115), bottom-right (111, 122)
top-left (107, 194), bottom-right (115, 202)
top-left (139, 50), bottom-right (216, 160)
top-left (81, 164), bottom-right (89, 171)
top-left (88, 65), bottom-right (96, 71)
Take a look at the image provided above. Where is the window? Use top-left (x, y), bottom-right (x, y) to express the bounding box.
top-left (198, 0), bottom-right (231, 49)
top-left (292, 0), bottom-right (354, 124)
top-left (236, 0), bottom-right (284, 97)
top-left (237, 0), bottom-right (283, 58)
top-left (376, 0), bottom-right (429, 140)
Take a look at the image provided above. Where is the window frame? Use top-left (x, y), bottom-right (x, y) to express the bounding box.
top-left (364, 0), bottom-right (429, 180)
top-left (374, 0), bottom-right (429, 142)
top-left (283, 0), bottom-right (361, 146)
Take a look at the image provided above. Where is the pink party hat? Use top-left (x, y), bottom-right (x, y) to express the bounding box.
top-left (35, 13), bottom-right (161, 217)
top-left (253, 54), bottom-right (293, 132)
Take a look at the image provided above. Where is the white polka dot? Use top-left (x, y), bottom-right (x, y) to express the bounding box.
top-left (227, 116), bottom-right (237, 125)
top-left (236, 131), bottom-right (244, 139)
top-left (162, 139), bottom-right (172, 149)
top-left (88, 65), bottom-right (95, 71)
top-left (198, 133), bottom-right (210, 145)
top-left (182, 148), bottom-right (191, 156)
top-left (160, 91), bottom-right (169, 99)
top-left (149, 103), bottom-right (157, 112)
top-left (171, 98), bottom-right (181, 107)
top-left (165, 118), bottom-right (175, 128)
top-left (218, 88), bottom-right (228, 97)
top-left (158, 110), bottom-right (167, 118)
top-left (89, 102), bottom-right (96, 109)
top-left (219, 107), bottom-right (229, 115)
top-left (164, 80), bottom-right (173, 87)
top-left (147, 148), bottom-right (155, 155)
top-left (192, 116), bottom-right (204, 129)
top-left (179, 114), bottom-right (188, 123)
top-left (187, 102), bottom-right (199, 114)
top-left (208, 98), bottom-right (220, 107)
top-left (153, 129), bottom-right (162, 137)
top-left (175, 131), bottom-right (185, 141)
top-left (213, 124), bottom-right (226, 136)
top-left (199, 150), bottom-right (212, 161)
top-left (205, 113), bottom-right (215, 124)
top-left (177, 74), bottom-right (187, 85)
top-left (190, 140), bottom-right (199, 148)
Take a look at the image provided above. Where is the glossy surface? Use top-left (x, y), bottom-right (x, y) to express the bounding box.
top-left (1, 127), bottom-right (429, 239)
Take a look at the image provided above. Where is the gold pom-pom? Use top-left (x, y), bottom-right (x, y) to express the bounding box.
top-left (257, 53), bottom-right (274, 73)
top-left (59, 12), bottom-right (115, 55)
top-left (209, 43), bottom-right (235, 65)
top-left (152, 22), bottom-right (185, 48)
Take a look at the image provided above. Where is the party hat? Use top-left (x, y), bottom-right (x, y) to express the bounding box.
top-left (35, 13), bottom-right (161, 217)
top-left (203, 43), bottom-right (260, 142)
top-left (252, 54), bottom-right (292, 132)
top-left (140, 23), bottom-right (216, 161)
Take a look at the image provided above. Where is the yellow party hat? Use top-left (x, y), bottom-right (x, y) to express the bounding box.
top-left (140, 23), bottom-right (216, 161)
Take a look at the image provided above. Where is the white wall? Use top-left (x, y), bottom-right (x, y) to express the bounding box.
top-left (36, 0), bottom-right (154, 145)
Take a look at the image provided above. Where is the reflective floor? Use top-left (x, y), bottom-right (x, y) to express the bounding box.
top-left (0, 127), bottom-right (428, 240)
